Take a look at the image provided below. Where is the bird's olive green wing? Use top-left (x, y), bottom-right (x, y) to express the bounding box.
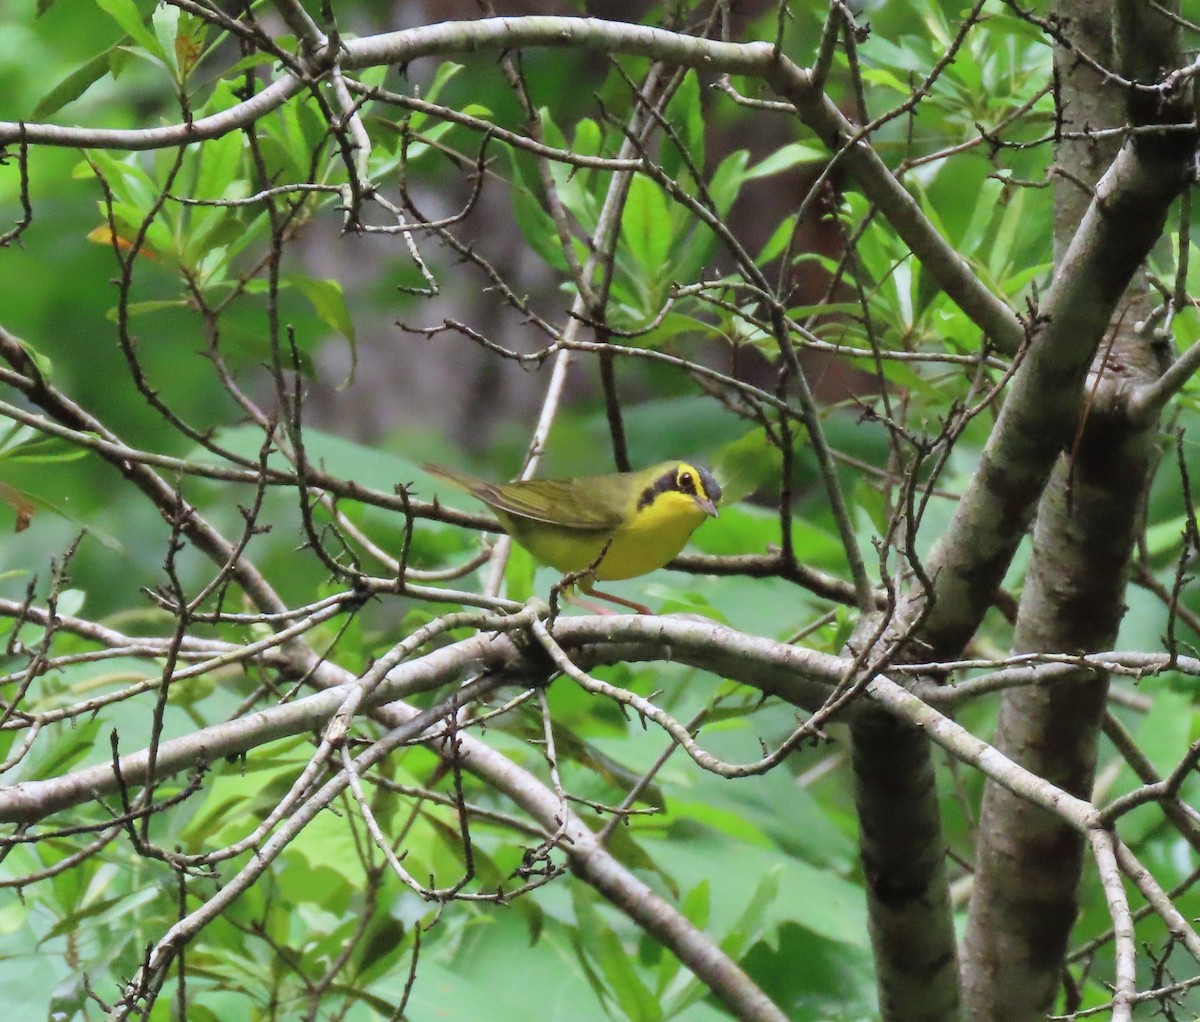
top-left (423, 462), bottom-right (632, 531)
top-left (484, 475), bottom-right (631, 531)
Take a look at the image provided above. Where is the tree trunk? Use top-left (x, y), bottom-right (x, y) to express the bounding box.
top-left (961, 0), bottom-right (1185, 1016)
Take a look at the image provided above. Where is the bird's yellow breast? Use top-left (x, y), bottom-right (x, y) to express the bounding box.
top-left (496, 490), bottom-right (708, 581)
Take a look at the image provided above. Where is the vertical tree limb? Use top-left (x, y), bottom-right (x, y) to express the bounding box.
top-left (962, 1), bottom-right (1189, 1016)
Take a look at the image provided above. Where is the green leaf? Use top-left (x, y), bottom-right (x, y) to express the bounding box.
top-left (0, 420), bottom-right (29, 453)
top-left (93, 0), bottom-right (161, 58)
top-left (926, 158), bottom-right (999, 252)
top-left (288, 276), bottom-right (356, 346)
top-left (510, 159), bottom-right (569, 272)
top-left (76, 151), bottom-right (157, 209)
top-left (401, 119), bottom-right (456, 162)
top-left (708, 149), bottom-right (749, 218)
top-left (680, 879), bottom-right (711, 931)
top-left (714, 428), bottom-right (780, 504)
top-left (25, 718), bottom-right (104, 781)
top-left (193, 91), bottom-right (245, 200)
top-left (0, 439), bottom-right (89, 466)
top-left (987, 187), bottom-right (1025, 281)
top-left (104, 299), bottom-right (189, 321)
top-left (722, 867), bottom-right (780, 958)
top-left (573, 118), bottom-right (602, 161)
top-left (284, 276), bottom-right (357, 384)
top-left (108, 44), bottom-right (133, 79)
top-left (572, 889), bottom-right (662, 1022)
top-left (648, 879), bottom-right (710, 996)
top-left (194, 245), bottom-right (229, 287)
top-left (12, 339), bottom-right (52, 380)
top-left (218, 49), bottom-right (278, 79)
top-left (259, 95), bottom-right (316, 178)
top-left (621, 175), bottom-right (672, 274)
top-left (537, 108), bottom-right (598, 232)
top-left (32, 51), bottom-right (113, 118)
top-left (744, 142), bottom-right (826, 180)
top-left (1145, 514), bottom-right (1189, 561)
top-left (403, 72), bottom-right (449, 132)
top-left (566, 117), bottom-right (603, 196)
top-left (742, 923), bottom-right (877, 1020)
top-left (42, 887), bottom-right (160, 944)
top-left (151, 2), bottom-right (180, 77)
top-left (1110, 692), bottom-right (1194, 799)
top-left (860, 67), bottom-right (913, 96)
top-left (425, 61), bottom-right (464, 105)
top-left (756, 214), bottom-right (797, 267)
top-left (663, 70), bottom-right (704, 178)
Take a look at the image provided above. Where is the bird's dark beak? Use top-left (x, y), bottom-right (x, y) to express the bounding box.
top-left (696, 495), bottom-right (719, 518)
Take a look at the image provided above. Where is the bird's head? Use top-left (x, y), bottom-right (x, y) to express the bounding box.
top-left (639, 462), bottom-right (722, 519)
top-left (674, 462), bottom-right (721, 518)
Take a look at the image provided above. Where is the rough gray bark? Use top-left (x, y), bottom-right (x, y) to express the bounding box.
top-left (962, 0), bottom-right (1187, 1016)
top-left (962, 425), bottom-right (1156, 1018)
top-left (851, 710), bottom-right (962, 1022)
top-left (845, 2), bottom-right (1195, 1017)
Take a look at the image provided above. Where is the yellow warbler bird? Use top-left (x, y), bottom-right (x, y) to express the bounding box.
top-left (423, 460), bottom-right (722, 612)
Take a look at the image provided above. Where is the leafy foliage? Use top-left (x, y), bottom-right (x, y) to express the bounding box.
top-left (1, 1), bottom-right (1200, 1021)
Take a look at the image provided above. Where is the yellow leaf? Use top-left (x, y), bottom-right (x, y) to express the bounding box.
top-left (86, 224), bottom-right (158, 260)
top-left (175, 31), bottom-right (202, 78)
top-left (0, 482), bottom-right (34, 533)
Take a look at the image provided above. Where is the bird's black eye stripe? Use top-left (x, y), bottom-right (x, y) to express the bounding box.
top-left (638, 467), bottom-right (681, 510)
top-left (677, 469), bottom-right (696, 494)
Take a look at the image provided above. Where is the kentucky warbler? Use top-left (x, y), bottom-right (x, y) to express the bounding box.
top-left (423, 461), bottom-right (722, 611)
